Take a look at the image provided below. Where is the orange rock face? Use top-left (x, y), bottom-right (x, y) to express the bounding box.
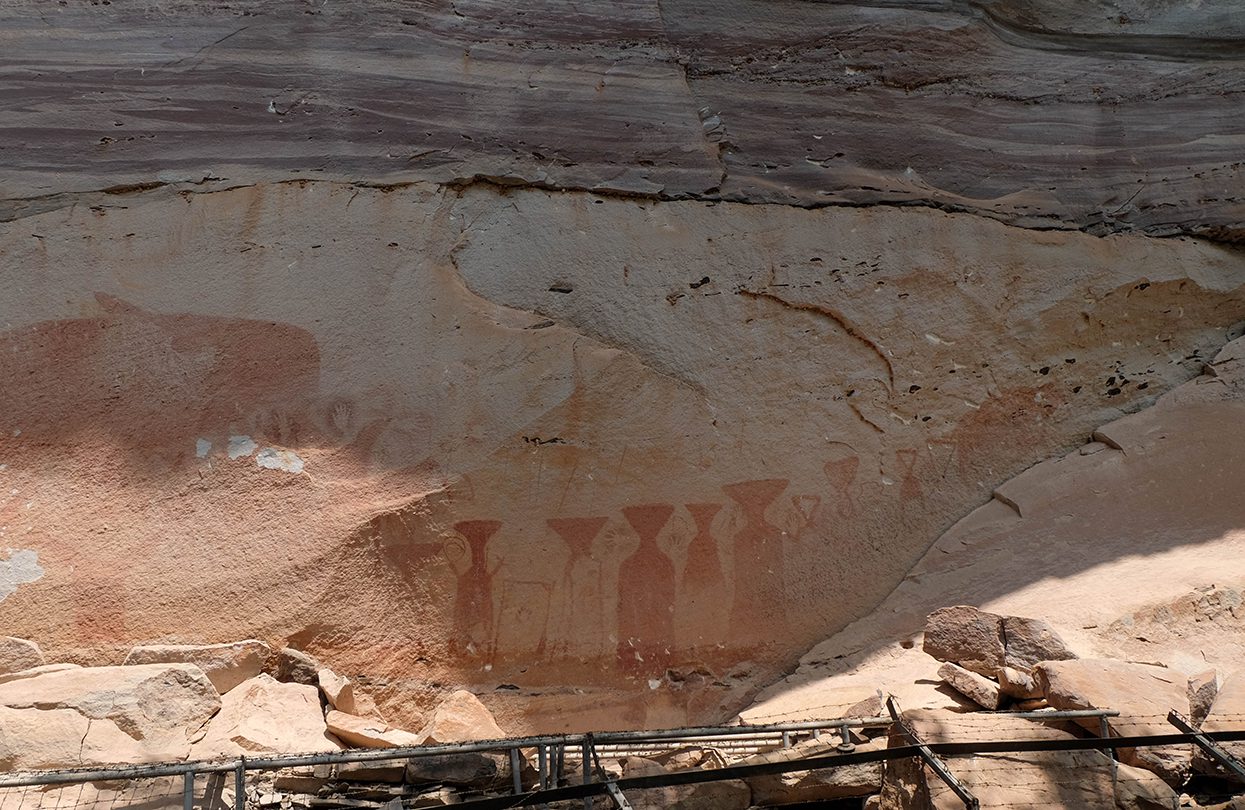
top-left (3, 0), bottom-right (1245, 733)
top-left (1, 183), bottom-right (1242, 732)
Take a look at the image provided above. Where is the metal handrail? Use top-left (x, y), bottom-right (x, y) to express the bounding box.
top-left (0, 716), bottom-right (892, 789)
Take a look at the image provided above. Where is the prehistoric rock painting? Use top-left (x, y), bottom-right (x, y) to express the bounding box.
top-left (723, 479), bottom-right (790, 644)
top-left (493, 578), bottom-right (553, 662)
top-left (445, 519), bottom-right (502, 660)
top-left (823, 455), bottom-right (860, 518)
top-left (680, 503), bottom-right (724, 594)
top-left (0, 294), bottom-right (320, 446)
top-left (547, 516), bottom-right (609, 656)
top-left (616, 504), bottom-right (676, 676)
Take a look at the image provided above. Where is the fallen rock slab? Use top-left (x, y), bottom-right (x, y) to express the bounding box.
top-left (1188, 669), bottom-right (1220, 727)
top-left (405, 752), bottom-right (509, 787)
top-left (274, 648), bottom-right (322, 685)
top-left (880, 709), bottom-right (1178, 810)
top-left (621, 757), bottom-right (751, 810)
top-left (0, 662), bottom-right (80, 685)
top-left (1196, 670), bottom-right (1245, 775)
top-left (0, 705), bottom-right (152, 769)
top-left (325, 710), bottom-right (424, 749)
top-left (191, 674), bottom-right (339, 757)
top-left (923, 606), bottom-right (1005, 676)
top-left (0, 663), bottom-right (219, 757)
top-left (318, 668), bottom-right (356, 714)
top-left (744, 736), bottom-right (882, 804)
top-left (1001, 616), bottom-right (1076, 670)
top-left (938, 662), bottom-right (1004, 710)
top-left (0, 637), bottom-right (44, 675)
top-left (997, 666), bottom-right (1043, 700)
top-left (124, 640), bottom-right (271, 694)
top-left (334, 762), bottom-right (406, 783)
top-left (419, 690), bottom-right (505, 743)
top-left (1034, 658), bottom-right (1190, 783)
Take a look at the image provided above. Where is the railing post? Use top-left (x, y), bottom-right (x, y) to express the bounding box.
top-left (182, 770), bottom-right (194, 810)
top-left (509, 748), bottom-right (523, 794)
top-left (887, 696), bottom-right (979, 810)
top-left (235, 759), bottom-right (245, 810)
top-left (582, 735), bottom-right (593, 810)
top-left (837, 723), bottom-right (856, 753)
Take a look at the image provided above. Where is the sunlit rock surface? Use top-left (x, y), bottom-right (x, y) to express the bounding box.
top-left (1, 0), bottom-right (1243, 731)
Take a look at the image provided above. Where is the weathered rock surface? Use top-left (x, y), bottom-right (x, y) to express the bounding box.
top-left (743, 737), bottom-right (882, 804)
top-left (0, 664), bottom-right (220, 757)
top-left (1196, 671), bottom-right (1245, 775)
top-left (924, 607), bottom-right (1075, 678)
top-left (0, 706), bottom-right (151, 769)
top-left (1035, 659), bottom-right (1190, 782)
top-left (881, 709), bottom-right (1178, 810)
top-left (1189, 669), bottom-right (1221, 727)
top-left (419, 690), bottom-right (505, 744)
top-left (0, 662), bottom-right (79, 685)
top-left (923, 607), bottom-right (1006, 677)
top-left (318, 668), bottom-right (356, 714)
top-left (405, 753), bottom-right (507, 787)
top-left (1001, 616), bottom-right (1076, 670)
top-left (325, 710), bottom-right (424, 749)
top-left (748, 349), bottom-right (1245, 731)
top-left (2, 0), bottom-right (1243, 240)
top-left (274, 648), bottom-right (322, 686)
top-left (937, 662), bottom-right (1004, 710)
top-left (124, 640), bottom-right (271, 694)
top-left (2, 0), bottom-right (1245, 734)
top-left (0, 636), bottom-right (44, 675)
top-left (191, 674), bottom-right (339, 757)
top-left (998, 666), bottom-right (1043, 701)
top-left (620, 757), bottom-right (751, 810)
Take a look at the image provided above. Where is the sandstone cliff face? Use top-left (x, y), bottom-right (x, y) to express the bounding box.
top-left (1, 0), bottom-right (1243, 731)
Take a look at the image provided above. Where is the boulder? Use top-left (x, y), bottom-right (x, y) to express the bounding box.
top-left (744, 737), bottom-right (882, 804)
top-left (880, 709), bottom-right (1178, 810)
top-left (334, 762), bottom-right (407, 783)
top-left (318, 668), bottom-right (356, 713)
top-left (124, 640), bottom-right (271, 694)
top-left (0, 663), bottom-right (220, 757)
top-left (419, 690), bottom-right (505, 743)
top-left (620, 757), bottom-right (750, 810)
top-left (937, 662), bottom-right (1004, 710)
top-left (1196, 670), bottom-right (1245, 775)
top-left (0, 662), bottom-right (80, 685)
top-left (0, 705), bottom-right (152, 769)
top-left (0, 637), bottom-right (44, 675)
top-left (409, 788), bottom-right (462, 808)
top-left (1188, 669), bottom-right (1220, 727)
top-left (351, 690), bottom-right (390, 723)
top-left (325, 710), bottom-right (424, 748)
top-left (1001, 616), bottom-right (1076, 670)
top-left (272, 768), bottom-right (328, 793)
top-left (191, 673), bottom-right (340, 757)
top-left (405, 752), bottom-right (508, 787)
top-left (1034, 659), bottom-right (1190, 783)
top-left (997, 666), bottom-right (1043, 700)
top-left (922, 606), bottom-right (1005, 676)
top-left (274, 647), bottom-right (323, 685)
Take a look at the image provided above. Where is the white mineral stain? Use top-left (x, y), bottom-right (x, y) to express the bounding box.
top-left (256, 448), bottom-right (305, 474)
top-left (195, 438), bottom-right (212, 458)
top-left (227, 435), bottom-right (257, 459)
top-left (0, 549), bottom-right (43, 603)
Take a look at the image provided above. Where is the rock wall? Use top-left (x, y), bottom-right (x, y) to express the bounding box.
top-left (2, 0), bottom-right (1244, 731)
